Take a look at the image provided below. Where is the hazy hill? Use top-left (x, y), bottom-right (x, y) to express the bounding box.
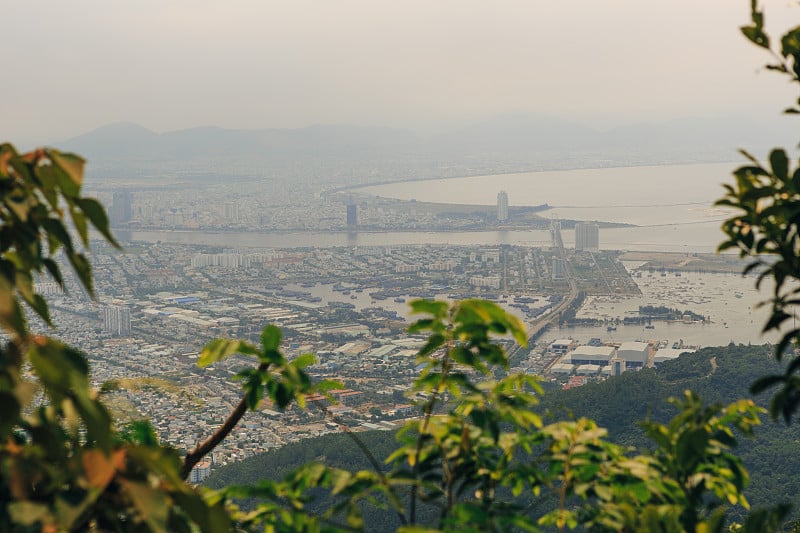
top-left (62, 122), bottom-right (418, 161)
top-left (60, 114), bottom-right (797, 181)
top-left (434, 113), bottom-right (601, 151)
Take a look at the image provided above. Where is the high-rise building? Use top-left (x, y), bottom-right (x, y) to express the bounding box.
top-left (497, 191), bottom-right (509, 222)
top-left (552, 257), bottom-right (566, 280)
top-left (575, 222), bottom-right (600, 252)
top-left (103, 305), bottom-right (131, 337)
top-left (346, 198), bottom-right (357, 227)
top-left (550, 219), bottom-right (562, 248)
top-left (224, 202), bottom-right (240, 223)
top-left (110, 190), bottom-right (133, 225)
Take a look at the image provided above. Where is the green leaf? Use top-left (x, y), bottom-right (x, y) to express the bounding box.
top-left (293, 352), bottom-right (317, 369)
top-left (244, 372), bottom-right (265, 409)
top-left (780, 27), bottom-right (800, 58)
top-left (750, 374), bottom-right (785, 395)
top-left (120, 419), bottom-right (160, 446)
top-left (409, 299), bottom-right (449, 318)
top-left (75, 197), bottom-right (120, 248)
top-left (170, 491), bottom-right (232, 532)
top-left (769, 149), bottom-right (789, 181)
top-left (198, 338), bottom-right (257, 367)
top-left (69, 207), bottom-right (89, 247)
top-left (741, 25), bottom-right (770, 49)
top-left (675, 427), bottom-right (708, 470)
top-left (67, 252), bottom-right (93, 297)
top-left (260, 324), bottom-right (282, 351)
top-left (42, 258), bottom-right (64, 287)
top-left (0, 285), bottom-right (27, 337)
top-left (0, 391), bottom-right (20, 439)
top-left (120, 480), bottom-right (169, 533)
top-left (41, 218), bottom-right (74, 252)
top-left (8, 502), bottom-right (51, 526)
top-left (47, 150), bottom-right (84, 196)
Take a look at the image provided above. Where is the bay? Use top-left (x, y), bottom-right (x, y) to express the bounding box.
top-left (122, 162), bottom-right (740, 253)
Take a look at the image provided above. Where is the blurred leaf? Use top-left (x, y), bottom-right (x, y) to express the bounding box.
top-left (293, 353), bottom-right (316, 369)
top-left (171, 491), bottom-right (232, 532)
top-left (750, 374), bottom-right (785, 395)
top-left (66, 252), bottom-right (93, 297)
top-left (48, 151), bottom-right (84, 189)
top-left (75, 197), bottom-right (119, 248)
top-left (82, 449), bottom-right (117, 489)
top-left (198, 338), bottom-right (257, 367)
top-left (260, 324), bottom-right (282, 351)
top-left (769, 149), bottom-right (789, 180)
top-left (69, 207), bottom-right (89, 246)
top-left (8, 502), bottom-right (50, 526)
top-left (120, 480), bottom-right (169, 533)
top-left (741, 25), bottom-right (770, 49)
top-left (409, 299), bottom-right (448, 318)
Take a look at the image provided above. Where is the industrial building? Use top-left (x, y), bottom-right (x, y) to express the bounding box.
top-left (549, 339), bottom-right (574, 354)
top-left (567, 346), bottom-right (615, 366)
top-left (653, 347), bottom-right (695, 366)
top-left (616, 341), bottom-right (650, 368)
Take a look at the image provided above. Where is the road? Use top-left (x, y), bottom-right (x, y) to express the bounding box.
top-left (508, 222), bottom-right (579, 361)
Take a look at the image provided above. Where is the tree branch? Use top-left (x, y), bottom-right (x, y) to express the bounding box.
top-left (181, 363), bottom-right (267, 480)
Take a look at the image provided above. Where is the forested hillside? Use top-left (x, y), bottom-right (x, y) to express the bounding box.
top-left (206, 344), bottom-right (800, 526)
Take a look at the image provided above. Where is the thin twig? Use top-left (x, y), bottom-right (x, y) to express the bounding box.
top-left (181, 363), bottom-right (267, 480)
top-left (410, 334), bottom-right (452, 524)
top-left (316, 400), bottom-right (408, 526)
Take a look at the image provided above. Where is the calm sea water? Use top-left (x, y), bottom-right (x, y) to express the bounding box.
top-left (357, 162), bottom-right (734, 226)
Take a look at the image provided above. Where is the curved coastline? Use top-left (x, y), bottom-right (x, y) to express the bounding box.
top-left (328, 159), bottom-right (741, 201)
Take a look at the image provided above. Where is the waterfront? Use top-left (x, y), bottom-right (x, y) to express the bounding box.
top-left (109, 161), bottom-right (779, 348)
top-left (121, 220), bottom-right (725, 254)
top-left (285, 263), bottom-right (774, 350)
top-left (119, 162), bottom-right (741, 253)
top-left (554, 264), bottom-right (774, 348)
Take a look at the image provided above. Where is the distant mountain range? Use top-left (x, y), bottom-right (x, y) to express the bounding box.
top-left (60, 113), bottom-right (797, 181)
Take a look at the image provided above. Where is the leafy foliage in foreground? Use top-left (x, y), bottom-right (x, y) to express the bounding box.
top-left (207, 300), bottom-right (773, 533)
top-left (0, 145), bottom-right (321, 531)
top-left (0, 144), bottom-right (229, 530)
top-left (210, 344), bottom-right (800, 531)
top-left (717, 1), bottom-right (800, 423)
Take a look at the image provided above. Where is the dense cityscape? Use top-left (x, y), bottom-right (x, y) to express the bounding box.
top-left (31, 183), bottom-right (750, 482)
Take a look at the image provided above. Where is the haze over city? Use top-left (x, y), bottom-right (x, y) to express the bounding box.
top-left (5, 0), bottom-right (800, 145)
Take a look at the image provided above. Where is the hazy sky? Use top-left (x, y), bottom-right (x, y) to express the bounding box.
top-left (3, 0), bottom-right (798, 143)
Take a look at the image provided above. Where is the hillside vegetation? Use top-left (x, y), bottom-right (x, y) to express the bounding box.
top-left (206, 343), bottom-right (800, 527)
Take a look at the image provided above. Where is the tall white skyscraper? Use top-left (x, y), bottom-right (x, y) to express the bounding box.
top-left (497, 191), bottom-right (509, 222)
top-left (103, 305), bottom-right (131, 337)
top-left (575, 222), bottom-right (600, 252)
